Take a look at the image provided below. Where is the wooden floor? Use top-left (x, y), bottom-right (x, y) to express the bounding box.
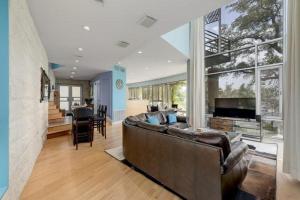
top-left (21, 123), bottom-right (300, 200)
top-left (21, 124), bottom-right (179, 200)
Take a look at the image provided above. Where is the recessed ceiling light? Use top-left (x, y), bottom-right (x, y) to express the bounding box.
top-left (116, 41), bottom-right (130, 48)
top-left (145, 67), bottom-right (149, 70)
top-left (75, 59), bottom-right (79, 63)
top-left (167, 60), bottom-right (172, 63)
top-left (71, 71), bottom-right (76, 75)
top-left (118, 61), bottom-right (121, 65)
top-left (83, 26), bottom-right (90, 31)
top-left (70, 75), bottom-right (74, 79)
top-left (137, 51), bottom-right (143, 54)
top-left (73, 67), bottom-right (77, 70)
top-left (78, 47), bottom-right (83, 51)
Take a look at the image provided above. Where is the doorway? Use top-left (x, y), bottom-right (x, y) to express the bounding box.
top-left (59, 85), bottom-right (82, 111)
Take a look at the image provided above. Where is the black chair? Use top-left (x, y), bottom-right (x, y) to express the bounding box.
top-left (94, 105), bottom-right (102, 132)
top-left (72, 107), bottom-right (94, 150)
top-left (93, 105), bottom-right (107, 138)
top-left (96, 105), bottom-right (107, 139)
top-left (150, 105), bottom-right (159, 112)
top-left (171, 104), bottom-right (178, 109)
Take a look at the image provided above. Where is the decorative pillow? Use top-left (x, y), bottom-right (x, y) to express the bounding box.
top-left (147, 116), bottom-right (160, 125)
top-left (146, 112), bottom-right (166, 124)
top-left (167, 113), bottom-right (177, 124)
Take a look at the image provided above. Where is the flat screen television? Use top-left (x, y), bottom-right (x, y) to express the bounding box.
top-left (213, 98), bottom-right (256, 119)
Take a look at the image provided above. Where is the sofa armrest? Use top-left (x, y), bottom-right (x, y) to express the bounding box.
top-left (223, 141), bottom-right (248, 173)
top-left (176, 115), bottom-right (187, 123)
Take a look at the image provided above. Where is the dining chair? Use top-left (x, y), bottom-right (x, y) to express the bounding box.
top-left (72, 107), bottom-right (94, 150)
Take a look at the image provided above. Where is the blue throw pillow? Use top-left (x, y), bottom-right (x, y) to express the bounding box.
top-left (147, 116), bottom-right (160, 125)
top-left (168, 114), bottom-right (177, 124)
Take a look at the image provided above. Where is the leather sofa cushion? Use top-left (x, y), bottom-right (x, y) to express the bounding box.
top-left (136, 113), bottom-right (147, 122)
top-left (137, 121), bottom-right (168, 133)
top-left (145, 111), bottom-right (167, 124)
top-left (194, 133), bottom-right (232, 159)
top-left (223, 141), bottom-right (248, 173)
top-left (167, 127), bottom-right (196, 140)
top-left (168, 122), bottom-right (189, 129)
top-left (125, 116), bottom-right (140, 126)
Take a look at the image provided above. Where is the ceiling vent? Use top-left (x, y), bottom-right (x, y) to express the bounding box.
top-left (116, 41), bottom-right (130, 48)
top-left (95, 0), bottom-right (104, 5)
top-left (137, 15), bottom-right (157, 28)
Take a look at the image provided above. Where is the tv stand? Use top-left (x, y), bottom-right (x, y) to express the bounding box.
top-left (209, 117), bottom-right (262, 142)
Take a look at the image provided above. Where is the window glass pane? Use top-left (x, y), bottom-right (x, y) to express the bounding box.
top-left (205, 47), bottom-right (255, 74)
top-left (60, 97), bottom-right (68, 101)
top-left (59, 86), bottom-right (69, 97)
top-left (262, 119), bottom-right (283, 139)
top-left (220, 0), bottom-right (283, 50)
top-left (72, 86), bottom-right (81, 97)
top-left (260, 68), bottom-right (281, 117)
top-left (258, 40), bottom-right (283, 66)
top-left (152, 85), bottom-right (159, 101)
top-left (60, 101), bottom-right (69, 111)
top-left (172, 81), bottom-right (187, 110)
top-left (206, 70), bottom-right (255, 114)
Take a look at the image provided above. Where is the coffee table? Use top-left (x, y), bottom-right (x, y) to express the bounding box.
top-left (185, 127), bottom-right (242, 143)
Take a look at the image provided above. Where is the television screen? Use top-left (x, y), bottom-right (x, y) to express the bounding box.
top-left (214, 98), bottom-right (256, 119)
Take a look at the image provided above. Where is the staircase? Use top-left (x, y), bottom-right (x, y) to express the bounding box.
top-left (47, 101), bottom-right (72, 139)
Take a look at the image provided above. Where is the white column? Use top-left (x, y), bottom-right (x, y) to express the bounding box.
top-left (188, 18), bottom-right (206, 129)
top-left (283, 0), bottom-right (300, 180)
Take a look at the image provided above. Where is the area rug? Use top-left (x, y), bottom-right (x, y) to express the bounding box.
top-left (236, 142), bottom-right (277, 200)
top-left (104, 146), bottom-right (125, 161)
top-left (105, 143), bottom-right (277, 200)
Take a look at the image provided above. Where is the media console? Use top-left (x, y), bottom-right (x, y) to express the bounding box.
top-left (209, 116), bottom-right (263, 142)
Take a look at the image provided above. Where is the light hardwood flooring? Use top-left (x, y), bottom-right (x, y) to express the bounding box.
top-left (21, 123), bottom-right (300, 200)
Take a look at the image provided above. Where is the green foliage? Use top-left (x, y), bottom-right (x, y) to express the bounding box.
top-left (225, 0), bottom-right (283, 47)
top-left (171, 81), bottom-right (187, 110)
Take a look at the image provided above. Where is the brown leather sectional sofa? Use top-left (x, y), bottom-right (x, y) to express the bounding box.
top-left (123, 111), bottom-right (248, 200)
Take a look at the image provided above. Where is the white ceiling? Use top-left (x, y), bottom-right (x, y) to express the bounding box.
top-left (27, 0), bottom-right (231, 80)
top-left (122, 37), bottom-right (188, 84)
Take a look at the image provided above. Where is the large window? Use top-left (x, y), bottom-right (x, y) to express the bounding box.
top-left (128, 80), bottom-right (187, 111)
top-left (204, 0), bottom-right (284, 138)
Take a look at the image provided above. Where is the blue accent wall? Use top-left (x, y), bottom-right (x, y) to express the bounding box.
top-left (92, 72), bottom-right (113, 118)
top-left (0, 0), bottom-right (9, 197)
top-left (92, 65), bottom-right (126, 122)
top-left (50, 63), bottom-right (62, 70)
top-left (112, 65), bottom-right (126, 111)
top-left (161, 23), bottom-right (190, 57)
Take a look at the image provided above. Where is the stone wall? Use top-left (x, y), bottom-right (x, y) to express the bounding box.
top-left (4, 0), bottom-right (49, 199)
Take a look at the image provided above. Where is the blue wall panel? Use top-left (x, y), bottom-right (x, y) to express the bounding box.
top-left (112, 65), bottom-right (126, 111)
top-left (92, 72), bottom-right (113, 118)
top-left (0, 0), bottom-right (9, 197)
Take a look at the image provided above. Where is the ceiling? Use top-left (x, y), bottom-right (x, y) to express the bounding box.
top-left (122, 37), bottom-right (188, 84)
top-left (27, 0), bottom-right (231, 80)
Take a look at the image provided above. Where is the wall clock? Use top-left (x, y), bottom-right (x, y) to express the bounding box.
top-left (116, 79), bottom-right (124, 89)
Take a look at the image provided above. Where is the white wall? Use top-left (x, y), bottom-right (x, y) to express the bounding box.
top-left (4, 0), bottom-right (49, 199)
top-left (126, 100), bottom-right (149, 116)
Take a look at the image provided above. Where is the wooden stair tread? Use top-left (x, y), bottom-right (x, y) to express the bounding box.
top-left (49, 110), bottom-right (60, 114)
top-left (48, 117), bottom-right (72, 127)
top-left (48, 127), bottom-right (71, 135)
